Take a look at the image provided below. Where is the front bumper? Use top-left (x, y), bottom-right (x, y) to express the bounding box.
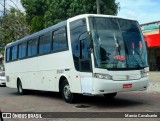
top-left (92, 77), bottom-right (149, 95)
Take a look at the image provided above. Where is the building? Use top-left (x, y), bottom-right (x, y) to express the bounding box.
top-left (141, 21), bottom-right (160, 71)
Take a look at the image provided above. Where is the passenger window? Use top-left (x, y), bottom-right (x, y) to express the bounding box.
top-left (52, 27), bottom-right (68, 51)
top-left (6, 48), bottom-right (11, 62)
top-left (58, 28), bottom-right (67, 49)
top-left (39, 32), bottom-right (51, 54)
top-left (11, 45), bottom-right (18, 60)
top-left (28, 39), bottom-right (37, 56)
top-left (19, 42), bottom-right (27, 59)
top-left (52, 31), bottom-right (59, 51)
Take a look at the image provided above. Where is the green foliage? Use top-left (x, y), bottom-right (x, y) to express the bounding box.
top-left (21, 0), bottom-right (48, 33)
top-left (21, 0), bottom-right (120, 33)
top-left (0, 8), bottom-right (29, 54)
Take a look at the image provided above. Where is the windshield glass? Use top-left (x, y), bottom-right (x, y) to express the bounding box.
top-left (89, 17), bottom-right (148, 70)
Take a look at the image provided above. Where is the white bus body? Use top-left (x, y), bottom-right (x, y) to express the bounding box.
top-left (5, 14), bottom-right (149, 103)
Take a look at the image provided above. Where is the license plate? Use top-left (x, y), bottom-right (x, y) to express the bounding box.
top-left (123, 84), bottom-right (132, 88)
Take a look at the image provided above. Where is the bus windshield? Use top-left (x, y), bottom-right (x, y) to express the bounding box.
top-left (89, 17), bottom-right (148, 70)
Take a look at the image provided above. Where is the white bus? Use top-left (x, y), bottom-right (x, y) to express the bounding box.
top-left (5, 14), bottom-right (149, 103)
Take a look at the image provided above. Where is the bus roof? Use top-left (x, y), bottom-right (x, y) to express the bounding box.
top-left (67, 14), bottom-right (136, 22)
top-left (6, 14), bottom-right (136, 48)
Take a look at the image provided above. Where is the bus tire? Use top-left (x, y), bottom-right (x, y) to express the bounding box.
top-left (104, 92), bottom-right (117, 99)
top-left (17, 80), bottom-right (25, 95)
top-left (61, 80), bottom-right (76, 103)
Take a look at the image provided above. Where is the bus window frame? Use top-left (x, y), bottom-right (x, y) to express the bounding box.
top-left (6, 47), bottom-right (11, 62)
top-left (18, 42), bottom-right (27, 60)
top-left (52, 26), bottom-right (69, 53)
top-left (27, 38), bottom-right (38, 57)
top-left (11, 45), bottom-right (18, 61)
top-left (38, 32), bottom-right (52, 55)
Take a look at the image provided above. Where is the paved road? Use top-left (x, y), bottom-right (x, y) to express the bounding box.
top-left (0, 87), bottom-right (17, 97)
top-left (0, 86), bottom-right (160, 112)
top-left (0, 84), bottom-right (160, 121)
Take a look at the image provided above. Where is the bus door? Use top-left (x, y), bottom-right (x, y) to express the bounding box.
top-left (70, 18), bottom-right (93, 94)
top-left (79, 37), bottom-right (93, 94)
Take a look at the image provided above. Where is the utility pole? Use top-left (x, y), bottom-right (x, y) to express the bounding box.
top-left (4, 0), bottom-right (6, 15)
top-left (96, 0), bottom-right (100, 14)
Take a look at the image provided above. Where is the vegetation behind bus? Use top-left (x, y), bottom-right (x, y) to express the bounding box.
top-left (0, 8), bottom-right (29, 54)
top-left (21, 0), bottom-right (120, 33)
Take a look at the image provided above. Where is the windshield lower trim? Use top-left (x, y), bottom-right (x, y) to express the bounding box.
top-left (97, 66), bottom-right (149, 71)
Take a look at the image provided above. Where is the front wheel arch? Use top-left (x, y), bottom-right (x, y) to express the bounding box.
top-left (59, 76), bottom-right (67, 92)
top-left (61, 79), bottom-right (77, 103)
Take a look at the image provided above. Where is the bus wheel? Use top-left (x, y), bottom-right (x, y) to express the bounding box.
top-left (61, 80), bottom-right (76, 103)
top-left (17, 80), bottom-right (25, 95)
top-left (104, 92), bottom-right (117, 99)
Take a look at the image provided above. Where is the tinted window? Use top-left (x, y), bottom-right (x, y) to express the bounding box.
top-left (58, 28), bottom-right (67, 49)
top-left (52, 27), bottom-right (68, 51)
top-left (52, 31), bottom-right (59, 51)
top-left (19, 42), bottom-right (27, 59)
top-left (39, 32), bottom-right (51, 54)
top-left (70, 19), bottom-right (89, 71)
top-left (28, 39), bottom-right (37, 57)
top-left (6, 48), bottom-right (11, 62)
top-left (11, 45), bottom-right (18, 60)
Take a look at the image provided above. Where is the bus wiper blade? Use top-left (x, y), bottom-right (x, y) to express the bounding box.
top-left (124, 39), bottom-right (142, 68)
top-left (135, 49), bottom-right (145, 66)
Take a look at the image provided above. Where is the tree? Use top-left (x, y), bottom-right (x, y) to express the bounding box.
top-left (21, 0), bottom-right (120, 33)
top-left (21, 0), bottom-right (48, 33)
top-left (0, 8), bottom-right (29, 54)
top-left (45, 0), bottom-right (120, 28)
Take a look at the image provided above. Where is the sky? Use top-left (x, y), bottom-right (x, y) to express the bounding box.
top-left (0, 0), bottom-right (24, 14)
top-left (0, 0), bottom-right (160, 24)
top-left (116, 0), bottom-right (160, 24)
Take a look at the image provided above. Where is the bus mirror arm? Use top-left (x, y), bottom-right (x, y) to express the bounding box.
top-left (89, 48), bottom-right (93, 53)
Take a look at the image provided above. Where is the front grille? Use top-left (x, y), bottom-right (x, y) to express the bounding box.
top-left (112, 75), bottom-right (141, 81)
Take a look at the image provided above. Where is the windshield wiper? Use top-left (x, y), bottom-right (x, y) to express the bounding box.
top-left (124, 41), bottom-right (142, 69)
top-left (134, 49), bottom-right (145, 66)
top-left (113, 34), bottom-right (123, 68)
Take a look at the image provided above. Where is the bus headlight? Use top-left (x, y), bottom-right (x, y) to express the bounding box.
top-left (141, 70), bottom-right (149, 78)
top-left (94, 73), bottom-right (112, 80)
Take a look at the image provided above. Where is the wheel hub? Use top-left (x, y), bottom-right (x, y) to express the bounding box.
top-left (63, 84), bottom-right (71, 99)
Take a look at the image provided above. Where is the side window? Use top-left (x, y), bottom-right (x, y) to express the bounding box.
top-left (70, 19), bottom-right (89, 71)
top-left (19, 42), bottom-right (27, 59)
top-left (39, 32), bottom-right (51, 54)
top-left (11, 45), bottom-right (18, 60)
top-left (52, 31), bottom-right (59, 51)
top-left (28, 39), bottom-right (37, 57)
top-left (6, 48), bottom-right (11, 62)
top-left (58, 28), bottom-right (67, 49)
top-left (52, 27), bottom-right (68, 51)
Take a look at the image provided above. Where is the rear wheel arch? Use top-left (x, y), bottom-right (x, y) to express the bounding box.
top-left (17, 77), bottom-right (25, 95)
